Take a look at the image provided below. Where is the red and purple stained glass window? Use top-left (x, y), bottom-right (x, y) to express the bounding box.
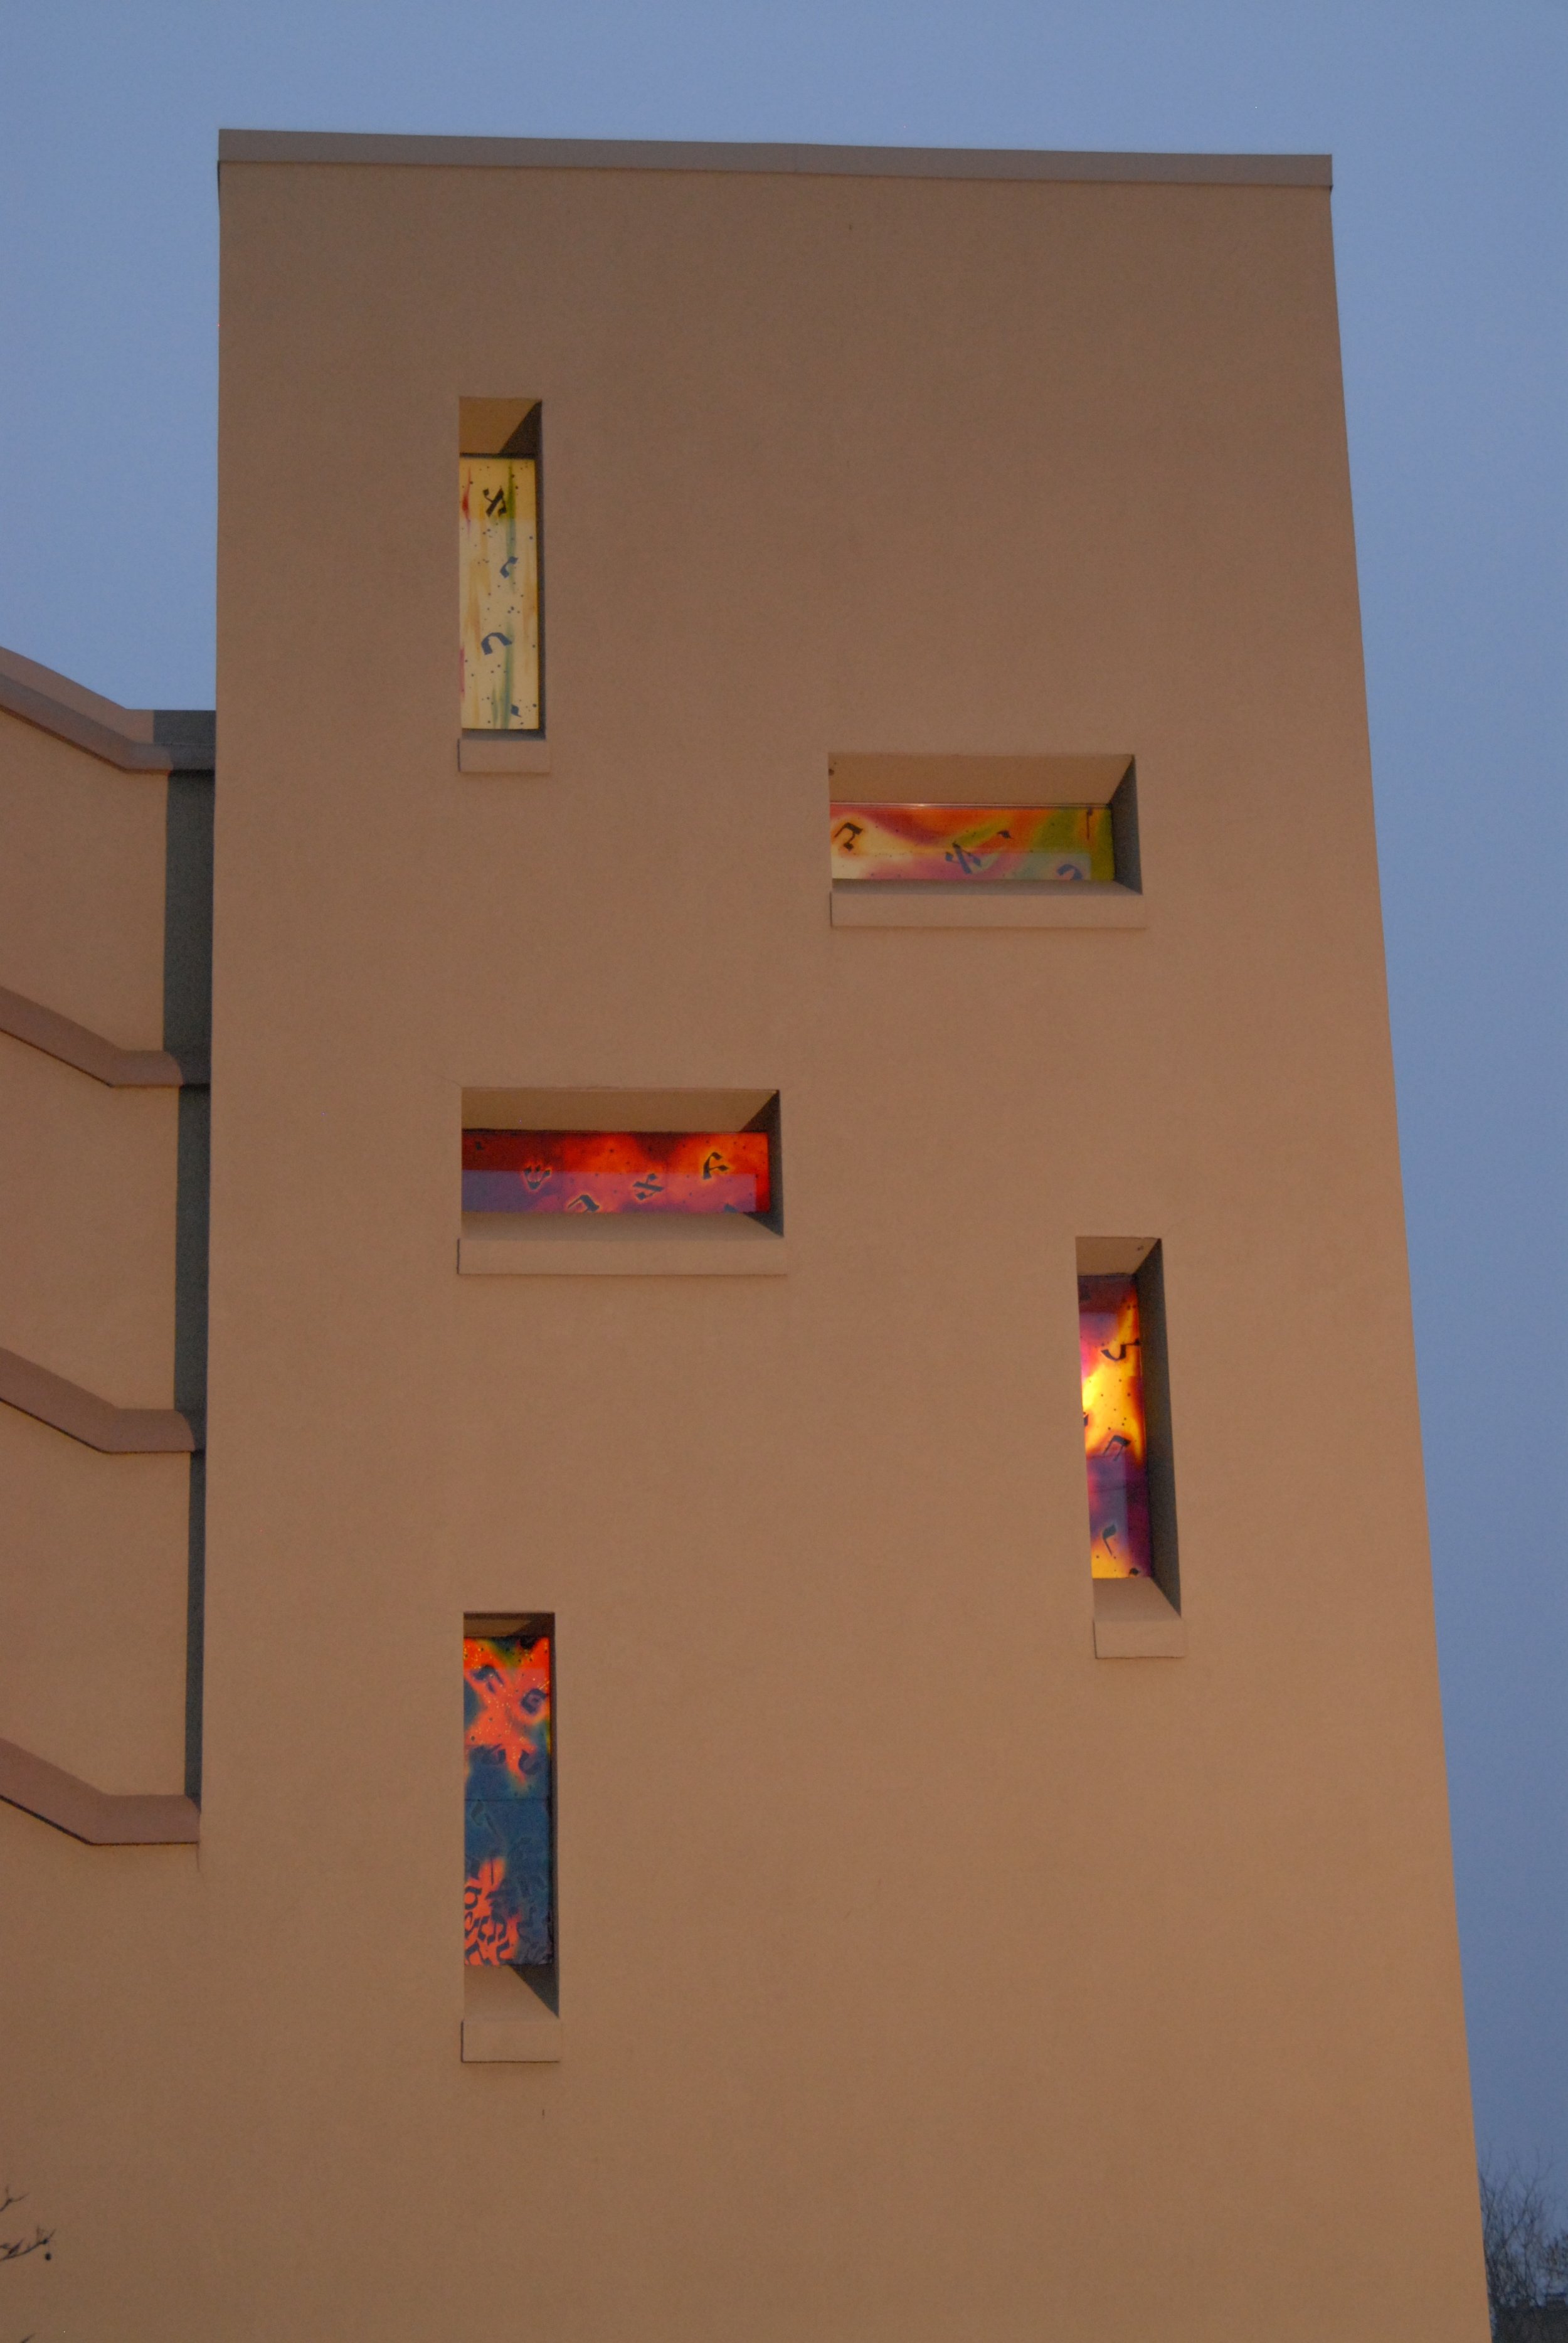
top-left (463, 1130), bottom-right (771, 1218)
top-left (465, 1627), bottom-right (553, 1968)
top-left (830, 803), bottom-right (1115, 885)
top-left (1079, 1275), bottom-right (1153, 1579)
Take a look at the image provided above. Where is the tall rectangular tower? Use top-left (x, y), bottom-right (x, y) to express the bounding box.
top-left (0, 135), bottom-right (1488, 2340)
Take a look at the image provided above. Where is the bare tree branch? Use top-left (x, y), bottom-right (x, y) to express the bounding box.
top-left (0, 2185), bottom-right (52, 2270)
top-left (1481, 2157), bottom-right (1568, 2338)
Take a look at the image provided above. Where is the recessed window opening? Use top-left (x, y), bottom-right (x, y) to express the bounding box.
top-left (1080, 1275), bottom-right (1154, 1577)
top-left (1077, 1239), bottom-right (1179, 1605)
top-left (460, 399), bottom-right (541, 735)
top-left (832, 803), bottom-right (1115, 885)
top-left (460, 1089), bottom-right (783, 1236)
top-left (827, 755), bottom-right (1140, 892)
top-left (465, 1614), bottom-right (554, 1977)
top-left (463, 1130), bottom-right (770, 1218)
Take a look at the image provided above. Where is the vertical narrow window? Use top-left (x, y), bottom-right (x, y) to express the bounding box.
top-left (1079, 1271), bottom-right (1154, 1580)
top-left (1078, 1240), bottom-right (1184, 1653)
top-left (459, 401), bottom-right (541, 734)
top-left (464, 1617), bottom-right (553, 1969)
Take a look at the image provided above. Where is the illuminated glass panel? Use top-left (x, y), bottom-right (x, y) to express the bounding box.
top-left (830, 803), bottom-right (1115, 885)
top-left (459, 457), bottom-right (540, 731)
top-left (1079, 1274), bottom-right (1154, 1579)
top-left (463, 1130), bottom-right (771, 1217)
top-left (465, 1628), bottom-right (553, 1968)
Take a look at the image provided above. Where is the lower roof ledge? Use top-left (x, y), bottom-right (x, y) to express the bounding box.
top-left (0, 1736), bottom-right (199, 1845)
top-left (0, 1346), bottom-right (200, 1453)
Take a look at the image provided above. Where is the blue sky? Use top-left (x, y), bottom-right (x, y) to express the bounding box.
top-left (3, 0), bottom-right (1564, 2175)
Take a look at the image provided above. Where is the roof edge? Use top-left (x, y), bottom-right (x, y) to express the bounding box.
top-left (0, 669), bottom-right (171, 775)
top-left (217, 131), bottom-right (1331, 189)
top-left (0, 647), bottom-right (213, 774)
top-left (0, 643), bottom-right (156, 742)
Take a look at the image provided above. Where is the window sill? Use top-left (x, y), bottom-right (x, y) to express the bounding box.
top-left (458, 734), bottom-right (550, 775)
top-left (1093, 1576), bottom-right (1186, 1658)
top-left (462, 1965), bottom-right (562, 2063)
top-left (458, 1213), bottom-right (788, 1277)
top-left (831, 881), bottom-right (1145, 928)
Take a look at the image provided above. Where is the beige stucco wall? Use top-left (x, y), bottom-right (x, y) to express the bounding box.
top-left (0, 707), bottom-right (188, 1816)
top-left (0, 147), bottom-right (1488, 2340)
top-left (0, 702), bottom-right (193, 2343)
top-left (0, 711), bottom-right (168, 1043)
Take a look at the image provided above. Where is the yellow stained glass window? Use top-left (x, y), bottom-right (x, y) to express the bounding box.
top-left (460, 457), bottom-right (539, 731)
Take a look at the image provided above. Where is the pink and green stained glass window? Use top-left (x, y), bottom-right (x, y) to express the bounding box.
top-left (465, 1627), bottom-right (553, 1968)
top-left (1079, 1274), bottom-right (1154, 1579)
top-left (830, 803), bottom-right (1115, 885)
top-left (463, 1130), bottom-right (771, 1217)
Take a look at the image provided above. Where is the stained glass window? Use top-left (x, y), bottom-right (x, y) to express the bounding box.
top-left (830, 804), bottom-right (1115, 885)
top-left (464, 1626), bottom-right (553, 1968)
top-left (463, 1130), bottom-right (772, 1218)
top-left (459, 456), bottom-right (540, 731)
top-left (1079, 1274), bottom-right (1155, 1579)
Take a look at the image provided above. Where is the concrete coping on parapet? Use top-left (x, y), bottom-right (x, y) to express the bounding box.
top-left (0, 646), bottom-right (214, 775)
top-left (218, 131), bottom-right (1332, 191)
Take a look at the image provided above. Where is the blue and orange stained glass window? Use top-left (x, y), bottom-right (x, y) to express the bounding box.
top-left (460, 455), bottom-right (539, 731)
top-left (465, 1626), bottom-right (553, 1968)
top-left (1079, 1275), bottom-right (1154, 1579)
top-left (463, 1130), bottom-right (772, 1218)
top-left (830, 804), bottom-right (1115, 885)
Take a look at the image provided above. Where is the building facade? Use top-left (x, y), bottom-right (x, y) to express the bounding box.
top-left (0, 134), bottom-right (1488, 2339)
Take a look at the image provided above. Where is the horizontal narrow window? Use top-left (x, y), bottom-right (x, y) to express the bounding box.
top-left (460, 400), bottom-right (541, 734)
top-left (458, 1090), bottom-right (785, 1265)
top-left (465, 1618), bottom-right (553, 1970)
top-left (464, 1129), bottom-right (772, 1218)
top-left (826, 755), bottom-right (1140, 897)
top-left (832, 803), bottom-right (1115, 885)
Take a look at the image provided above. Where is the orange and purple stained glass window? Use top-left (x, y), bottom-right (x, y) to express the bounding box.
top-left (1079, 1275), bottom-right (1153, 1579)
top-left (830, 803), bottom-right (1115, 885)
top-left (463, 1130), bottom-right (771, 1217)
top-left (465, 1628), bottom-right (553, 1968)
